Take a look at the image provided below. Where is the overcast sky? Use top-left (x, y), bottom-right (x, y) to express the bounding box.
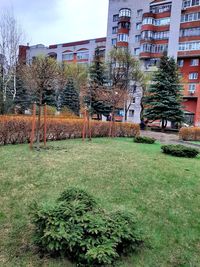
top-left (0, 0), bottom-right (109, 46)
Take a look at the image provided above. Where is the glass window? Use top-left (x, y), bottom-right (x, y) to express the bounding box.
top-left (119, 8), bottom-right (131, 18)
top-left (188, 83), bottom-right (196, 93)
top-left (178, 59), bottom-right (184, 67)
top-left (62, 53), bottom-right (74, 61)
top-left (189, 72), bottom-right (198, 79)
top-left (113, 14), bottom-right (119, 22)
top-left (117, 34), bottom-right (129, 42)
top-left (111, 38), bottom-right (117, 46)
top-left (135, 35), bottom-right (141, 42)
top-left (137, 9), bottom-right (143, 17)
top-left (134, 48), bottom-right (140, 55)
top-left (77, 52), bottom-right (89, 60)
top-left (190, 59), bottom-right (199, 66)
top-left (181, 12), bottom-right (200, 22)
top-left (112, 27), bottom-right (118, 34)
top-left (136, 22), bottom-right (142, 30)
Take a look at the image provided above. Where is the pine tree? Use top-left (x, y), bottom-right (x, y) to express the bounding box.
top-left (61, 78), bottom-right (80, 115)
top-left (14, 75), bottom-right (32, 113)
top-left (144, 55), bottom-right (184, 130)
top-left (88, 48), bottom-right (112, 119)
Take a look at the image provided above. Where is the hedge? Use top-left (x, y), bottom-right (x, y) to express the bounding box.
top-left (161, 144), bottom-right (199, 158)
top-left (134, 136), bottom-right (156, 144)
top-left (0, 116), bottom-right (140, 145)
top-left (179, 127), bottom-right (200, 141)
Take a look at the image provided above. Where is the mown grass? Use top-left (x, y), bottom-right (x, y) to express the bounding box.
top-left (0, 138), bottom-right (200, 267)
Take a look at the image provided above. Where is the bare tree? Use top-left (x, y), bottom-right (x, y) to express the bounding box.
top-left (0, 9), bottom-right (24, 113)
top-left (21, 56), bottom-right (59, 149)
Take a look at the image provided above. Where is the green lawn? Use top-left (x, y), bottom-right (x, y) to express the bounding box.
top-left (0, 138), bottom-right (200, 267)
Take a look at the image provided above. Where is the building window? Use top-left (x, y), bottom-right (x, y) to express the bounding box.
top-left (183, 0), bottom-right (200, 8)
top-left (190, 59), bottom-right (199, 66)
top-left (112, 27), bottom-right (118, 34)
top-left (188, 83), bottom-right (196, 93)
top-left (135, 35), bottom-right (141, 42)
top-left (178, 59), bottom-right (184, 67)
top-left (119, 8), bottom-right (131, 18)
top-left (142, 17), bottom-right (170, 26)
top-left (134, 48), bottom-right (140, 55)
top-left (113, 14), bottom-right (119, 22)
top-left (111, 38), bottom-right (117, 46)
top-left (62, 53), bottom-right (74, 61)
top-left (150, 4), bottom-right (171, 13)
top-left (180, 27), bottom-right (200, 37)
top-left (77, 51), bottom-right (89, 60)
top-left (141, 43), bottom-right (168, 53)
top-left (179, 41), bottom-right (200, 51)
top-left (137, 9), bottom-right (143, 17)
top-left (136, 22), bottom-right (142, 30)
top-left (189, 72), bottom-right (198, 79)
top-left (181, 12), bottom-right (200, 23)
top-left (117, 34), bottom-right (129, 42)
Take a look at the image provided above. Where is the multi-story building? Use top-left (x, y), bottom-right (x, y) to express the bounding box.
top-left (19, 37), bottom-right (106, 65)
top-left (19, 0), bottom-right (200, 125)
top-left (106, 0), bottom-right (200, 126)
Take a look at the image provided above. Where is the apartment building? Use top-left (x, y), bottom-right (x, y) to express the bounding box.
top-left (19, 0), bottom-right (200, 125)
top-left (106, 0), bottom-right (200, 126)
top-left (19, 37), bottom-right (106, 65)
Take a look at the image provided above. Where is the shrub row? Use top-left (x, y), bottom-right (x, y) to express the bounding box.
top-left (31, 188), bottom-right (143, 266)
top-left (179, 127), bottom-right (200, 141)
top-left (134, 136), bottom-right (156, 144)
top-left (161, 144), bottom-right (199, 158)
top-left (0, 116), bottom-right (140, 145)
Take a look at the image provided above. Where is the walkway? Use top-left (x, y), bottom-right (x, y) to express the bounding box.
top-left (141, 130), bottom-right (200, 149)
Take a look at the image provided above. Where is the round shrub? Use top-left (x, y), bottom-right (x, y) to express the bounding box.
top-left (31, 188), bottom-right (143, 266)
top-left (134, 136), bottom-right (156, 144)
top-left (161, 144), bottom-right (199, 158)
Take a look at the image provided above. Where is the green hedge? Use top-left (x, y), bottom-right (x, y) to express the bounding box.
top-left (134, 136), bottom-right (156, 144)
top-left (31, 188), bottom-right (143, 266)
top-left (161, 145), bottom-right (199, 158)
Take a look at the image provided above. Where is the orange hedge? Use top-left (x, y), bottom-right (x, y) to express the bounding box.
top-left (0, 116), bottom-right (140, 145)
top-left (179, 127), bottom-right (200, 141)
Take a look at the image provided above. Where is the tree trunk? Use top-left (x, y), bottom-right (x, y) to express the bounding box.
top-left (36, 93), bottom-right (42, 150)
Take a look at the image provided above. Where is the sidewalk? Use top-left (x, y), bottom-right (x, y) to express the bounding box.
top-left (140, 130), bottom-right (200, 149)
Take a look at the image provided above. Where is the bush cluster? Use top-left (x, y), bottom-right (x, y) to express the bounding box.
top-left (0, 116), bottom-right (140, 145)
top-left (134, 136), bottom-right (156, 144)
top-left (179, 127), bottom-right (200, 141)
top-left (161, 144), bottom-right (199, 158)
top-left (31, 188), bottom-right (143, 266)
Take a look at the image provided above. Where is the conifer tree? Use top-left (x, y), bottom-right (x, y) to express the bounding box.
top-left (61, 78), bottom-right (80, 116)
top-left (144, 55), bottom-right (184, 130)
top-left (88, 48), bottom-right (112, 120)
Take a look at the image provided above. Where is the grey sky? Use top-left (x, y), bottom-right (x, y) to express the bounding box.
top-left (0, 0), bottom-right (109, 46)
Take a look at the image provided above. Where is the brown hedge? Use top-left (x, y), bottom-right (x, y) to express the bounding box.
top-left (0, 116), bottom-right (140, 145)
top-left (179, 127), bottom-right (200, 141)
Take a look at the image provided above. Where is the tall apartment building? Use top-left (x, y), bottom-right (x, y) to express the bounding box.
top-left (106, 0), bottom-right (200, 126)
top-left (19, 0), bottom-right (200, 125)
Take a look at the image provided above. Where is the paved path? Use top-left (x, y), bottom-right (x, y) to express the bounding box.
top-left (141, 130), bottom-right (200, 149)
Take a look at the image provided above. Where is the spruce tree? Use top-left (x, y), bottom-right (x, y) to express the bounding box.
top-left (88, 48), bottom-right (112, 119)
top-left (14, 75), bottom-right (32, 113)
top-left (144, 55), bottom-right (184, 130)
top-left (61, 78), bottom-right (80, 116)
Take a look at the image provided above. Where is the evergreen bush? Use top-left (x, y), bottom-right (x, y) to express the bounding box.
top-left (161, 145), bottom-right (199, 158)
top-left (31, 188), bottom-right (143, 266)
top-left (134, 136), bottom-right (156, 144)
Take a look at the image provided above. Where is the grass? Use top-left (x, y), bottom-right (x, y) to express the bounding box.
top-left (0, 138), bottom-right (200, 267)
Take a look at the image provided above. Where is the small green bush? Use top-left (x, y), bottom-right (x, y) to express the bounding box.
top-left (161, 145), bottom-right (199, 158)
top-left (31, 188), bottom-right (143, 266)
top-left (134, 136), bottom-right (156, 144)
